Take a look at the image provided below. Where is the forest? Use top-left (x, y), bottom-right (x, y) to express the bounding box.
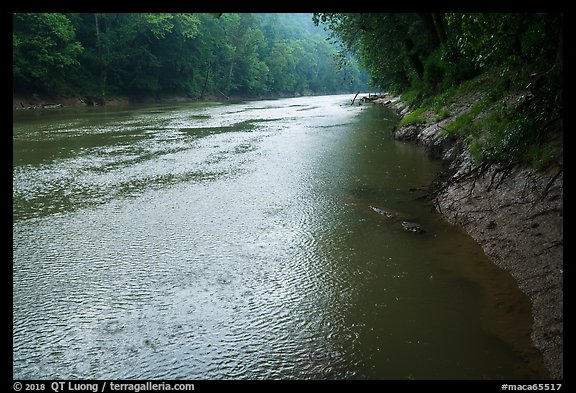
top-left (12, 13), bottom-right (370, 100)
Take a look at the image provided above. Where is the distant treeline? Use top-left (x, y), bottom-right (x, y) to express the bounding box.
top-left (13, 13), bottom-right (371, 99)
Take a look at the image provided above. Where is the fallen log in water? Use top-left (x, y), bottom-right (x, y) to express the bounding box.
top-left (367, 205), bottom-right (425, 233)
top-left (342, 187), bottom-right (425, 233)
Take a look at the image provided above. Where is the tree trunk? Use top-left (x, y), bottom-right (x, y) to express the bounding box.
top-left (417, 13), bottom-right (440, 52)
top-left (94, 13), bottom-right (106, 104)
top-left (432, 13), bottom-right (448, 44)
top-left (226, 46), bottom-right (237, 93)
top-left (201, 61), bottom-right (211, 99)
top-left (391, 14), bottom-right (424, 81)
top-left (403, 37), bottom-right (424, 80)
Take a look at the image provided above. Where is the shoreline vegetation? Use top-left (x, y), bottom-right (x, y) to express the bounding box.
top-left (367, 87), bottom-right (562, 380)
top-left (12, 91), bottom-right (362, 111)
top-left (13, 13), bottom-right (371, 111)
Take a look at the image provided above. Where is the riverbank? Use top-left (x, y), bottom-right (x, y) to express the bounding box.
top-left (12, 91), bottom-right (351, 110)
top-left (373, 93), bottom-right (563, 379)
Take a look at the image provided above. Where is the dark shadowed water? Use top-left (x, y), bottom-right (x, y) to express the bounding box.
top-left (13, 94), bottom-right (548, 379)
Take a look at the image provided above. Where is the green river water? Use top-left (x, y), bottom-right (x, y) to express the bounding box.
top-left (12, 94), bottom-right (548, 379)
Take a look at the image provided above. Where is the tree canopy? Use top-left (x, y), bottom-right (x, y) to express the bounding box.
top-left (313, 13), bottom-right (563, 168)
top-left (313, 13), bottom-right (562, 95)
top-left (13, 13), bottom-right (371, 99)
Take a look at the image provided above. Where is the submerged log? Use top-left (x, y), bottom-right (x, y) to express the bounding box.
top-left (368, 205), bottom-right (425, 234)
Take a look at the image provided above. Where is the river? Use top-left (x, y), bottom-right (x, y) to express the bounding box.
top-left (12, 94), bottom-right (548, 379)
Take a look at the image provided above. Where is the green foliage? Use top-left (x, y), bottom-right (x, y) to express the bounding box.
top-left (313, 12), bottom-right (562, 168)
top-left (435, 108), bottom-right (450, 121)
top-left (432, 68), bottom-right (561, 168)
top-left (315, 13), bottom-right (454, 94)
top-left (441, 41), bottom-right (479, 87)
top-left (466, 108), bottom-right (555, 168)
top-left (422, 48), bottom-right (445, 94)
top-left (445, 13), bottom-right (560, 73)
top-left (400, 88), bottom-right (422, 109)
top-left (13, 13), bottom-right (83, 93)
top-left (13, 13), bottom-right (370, 98)
top-left (139, 13), bottom-right (176, 39)
top-left (442, 96), bottom-right (492, 136)
top-left (398, 108), bottom-right (427, 127)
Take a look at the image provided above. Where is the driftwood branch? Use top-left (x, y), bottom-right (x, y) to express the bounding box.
top-left (216, 89), bottom-right (230, 100)
top-left (351, 91), bottom-right (360, 106)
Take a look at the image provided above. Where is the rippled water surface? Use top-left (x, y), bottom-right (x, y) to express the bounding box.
top-left (13, 95), bottom-right (548, 379)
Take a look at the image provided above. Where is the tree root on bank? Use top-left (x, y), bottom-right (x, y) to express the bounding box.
top-left (422, 159), bottom-right (494, 211)
top-left (540, 167), bottom-right (563, 202)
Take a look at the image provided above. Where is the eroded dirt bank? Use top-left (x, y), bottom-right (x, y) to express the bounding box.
top-left (375, 95), bottom-right (563, 379)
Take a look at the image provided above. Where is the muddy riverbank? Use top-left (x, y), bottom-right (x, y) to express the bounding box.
top-left (375, 94), bottom-right (563, 379)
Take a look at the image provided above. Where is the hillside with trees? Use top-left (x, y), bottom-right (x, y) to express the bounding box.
top-left (13, 13), bottom-right (370, 101)
top-left (313, 13), bottom-right (563, 169)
